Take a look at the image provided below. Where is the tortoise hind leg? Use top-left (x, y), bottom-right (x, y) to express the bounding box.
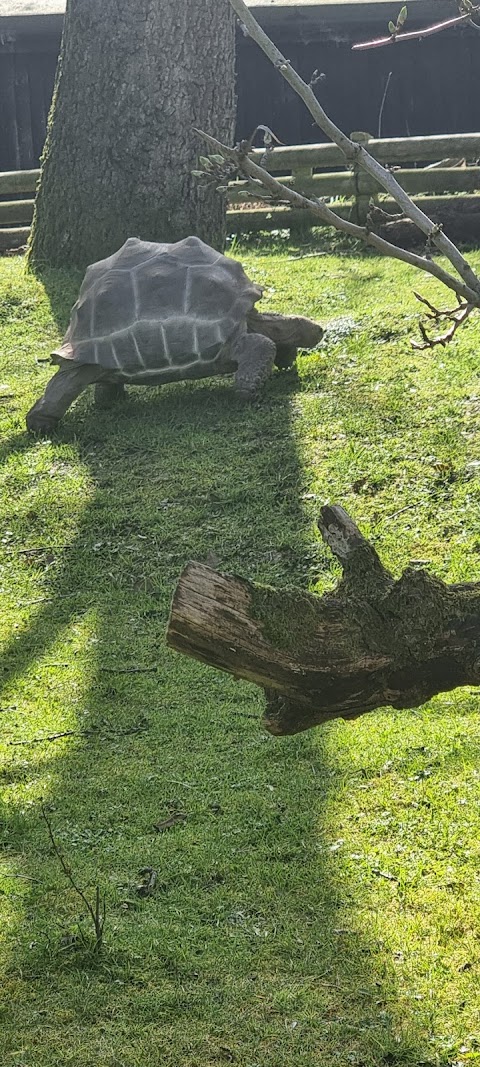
top-left (26, 362), bottom-right (104, 434)
top-left (233, 333), bottom-right (276, 398)
top-left (95, 382), bottom-right (126, 409)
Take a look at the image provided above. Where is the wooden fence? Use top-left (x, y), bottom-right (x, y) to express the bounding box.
top-left (3, 7), bottom-right (480, 173)
top-left (2, 133), bottom-right (480, 251)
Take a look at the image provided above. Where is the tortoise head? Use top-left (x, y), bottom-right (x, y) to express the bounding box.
top-left (287, 315), bottom-right (324, 349)
top-left (247, 308), bottom-right (323, 350)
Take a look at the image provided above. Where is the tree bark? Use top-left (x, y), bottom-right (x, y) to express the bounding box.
top-left (28, 0), bottom-right (235, 270)
top-left (166, 507), bottom-right (480, 735)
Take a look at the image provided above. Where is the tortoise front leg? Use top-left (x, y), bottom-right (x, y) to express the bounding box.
top-left (26, 362), bottom-right (105, 434)
top-left (94, 382), bottom-right (126, 409)
top-left (274, 342), bottom-right (298, 370)
top-left (233, 333), bottom-right (276, 398)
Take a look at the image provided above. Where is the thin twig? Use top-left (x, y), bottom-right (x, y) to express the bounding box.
top-left (99, 666), bottom-right (158, 674)
top-left (2, 873), bottom-right (41, 882)
top-left (387, 500), bottom-right (426, 520)
top-left (1, 593), bottom-right (84, 606)
top-left (411, 292), bottom-right (476, 348)
top-left (353, 7), bottom-right (480, 50)
top-left (39, 662), bottom-right (157, 673)
top-left (377, 72), bottom-right (393, 139)
top-left (10, 719), bottom-right (149, 746)
top-left (413, 290), bottom-right (449, 317)
top-left (40, 802), bottom-right (106, 951)
top-left (11, 730), bottom-right (78, 745)
top-left (412, 302), bottom-right (475, 348)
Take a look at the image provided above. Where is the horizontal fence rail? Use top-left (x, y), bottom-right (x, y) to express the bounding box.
top-left (248, 133), bottom-right (480, 172)
top-left (1, 133), bottom-right (480, 250)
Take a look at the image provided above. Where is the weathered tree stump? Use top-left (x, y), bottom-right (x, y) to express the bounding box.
top-left (166, 506), bottom-right (480, 735)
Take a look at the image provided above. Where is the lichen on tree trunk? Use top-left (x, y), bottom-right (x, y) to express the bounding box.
top-left (28, 0), bottom-right (235, 270)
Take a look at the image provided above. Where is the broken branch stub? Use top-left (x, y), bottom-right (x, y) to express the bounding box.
top-left (166, 506), bottom-right (480, 735)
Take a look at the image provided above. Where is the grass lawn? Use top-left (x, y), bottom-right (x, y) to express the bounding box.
top-left (1, 234), bottom-right (480, 1067)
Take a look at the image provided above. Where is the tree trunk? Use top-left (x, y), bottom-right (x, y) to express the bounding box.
top-left (28, 0), bottom-right (235, 270)
top-left (166, 507), bottom-right (480, 735)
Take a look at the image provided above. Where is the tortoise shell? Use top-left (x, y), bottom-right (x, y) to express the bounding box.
top-left (53, 236), bottom-right (263, 378)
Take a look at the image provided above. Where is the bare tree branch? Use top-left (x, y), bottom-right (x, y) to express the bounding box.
top-left (411, 296), bottom-right (476, 349)
top-left (195, 127), bottom-right (480, 309)
top-left (227, 0), bottom-right (480, 304)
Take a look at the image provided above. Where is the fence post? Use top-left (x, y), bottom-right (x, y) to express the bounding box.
top-left (290, 161), bottom-right (315, 235)
top-left (349, 131), bottom-right (376, 225)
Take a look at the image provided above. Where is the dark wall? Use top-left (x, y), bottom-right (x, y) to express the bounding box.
top-left (1, 8), bottom-right (479, 172)
top-left (0, 36), bottom-right (56, 170)
top-left (237, 23), bottom-right (480, 145)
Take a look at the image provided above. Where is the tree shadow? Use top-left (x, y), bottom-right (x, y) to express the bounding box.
top-left (0, 283), bottom-right (434, 1065)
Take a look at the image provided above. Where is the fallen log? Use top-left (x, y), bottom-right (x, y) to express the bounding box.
top-left (166, 506), bottom-right (480, 735)
top-left (376, 197), bottom-right (480, 251)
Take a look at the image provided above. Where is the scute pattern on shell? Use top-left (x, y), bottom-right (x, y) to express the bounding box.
top-left (54, 237), bottom-right (263, 377)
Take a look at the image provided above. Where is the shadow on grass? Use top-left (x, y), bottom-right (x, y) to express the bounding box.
top-left (0, 279), bottom-right (434, 1066)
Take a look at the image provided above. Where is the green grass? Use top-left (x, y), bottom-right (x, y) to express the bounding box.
top-left (1, 235), bottom-right (480, 1067)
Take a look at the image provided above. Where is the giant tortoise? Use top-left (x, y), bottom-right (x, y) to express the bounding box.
top-left (26, 236), bottom-right (323, 433)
